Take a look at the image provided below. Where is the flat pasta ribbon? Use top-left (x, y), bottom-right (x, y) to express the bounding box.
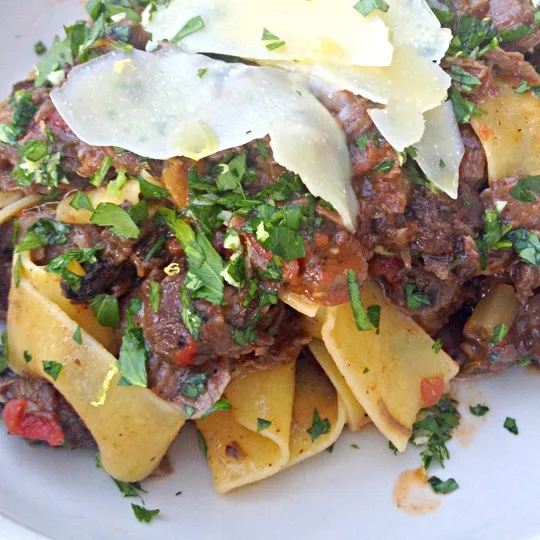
top-left (285, 280), bottom-right (459, 451)
top-left (471, 81), bottom-right (540, 181)
top-left (195, 352), bottom-right (357, 493)
top-left (8, 276), bottom-right (186, 482)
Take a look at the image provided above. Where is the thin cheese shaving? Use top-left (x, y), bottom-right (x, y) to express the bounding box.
top-left (415, 101), bottom-right (465, 199)
top-left (146, 0), bottom-right (393, 67)
top-left (52, 49), bottom-right (358, 229)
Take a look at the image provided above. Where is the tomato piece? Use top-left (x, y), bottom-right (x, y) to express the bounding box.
top-left (174, 338), bottom-right (199, 366)
top-left (420, 376), bottom-right (445, 408)
top-left (2, 399), bottom-right (65, 447)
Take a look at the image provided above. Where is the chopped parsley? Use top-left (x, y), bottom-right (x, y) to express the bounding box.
top-left (34, 35), bottom-right (72, 87)
top-left (23, 350), bottom-right (32, 364)
top-left (202, 397), bottom-right (233, 417)
top-left (46, 248), bottom-right (100, 292)
top-left (367, 304), bottom-right (381, 333)
top-left (13, 255), bottom-right (21, 288)
top-left (404, 283), bottom-right (432, 311)
top-left (70, 191), bottom-right (94, 212)
top-left (106, 168), bottom-right (127, 197)
top-left (347, 270), bottom-right (372, 331)
top-left (91, 203), bottom-right (140, 239)
top-left (508, 229), bottom-right (540, 267)
top-left (197, 430), bottom-right (208, 458)
top-left (448, 87), bottom-right (480, 124)
top-left (259, 225), bottom-right (305, 262)
top-left (149, 281), bottom-right (161, 313)
top-left (262, 28), bottom-right (286, 51)
top-left (0, 90), bottom-right (38, 144)
top-left (117, 312), bottom-right (149, 388)
top-left (477, 208), bottom-right (513, 270)
top-left (257, 418), bottom-right (272, 432)
top-left (373, 160), bottom-right (394, 173)
top-left (16, 219), bottom-right (71, 253)
top-left (351, 444), bottom-right (360, 450)
top-left (131, 504), bottom-right (160, 524)
top-left (353, 0), bottom-right (389, 16)
top-left (181, 373), bottom-right (208, 400)
top-left (14, 140), bottom-right (67, 189)
top-left (410, 396), bottom-right (460, 470)
top-left (173, 15), bottom-right (205, 42)
top-left (448, 15), bottom-right (497, 58)
top-left (197, 68), bottom-right (208, 79)
top-left (162, 210), bottom-right (224, 305)
top-left (428, 476), bottom-right (459, 495)
top-left (355, 135), bottom-right (368, 151)
top-left (72, 326), bottom-right (83, 345)
top-left (517, 355), bottom-right (532, 367)
top-left (448, 66), bottom-right (481, 92)
top-left (510, 175), bottom-right (540, 203)
top-left (503, 417), bottom-right (518, 435)
top-left (179, 287), bottom-right (203, 341)
top-left (113, 478), bottom-right (147, 499)
top-left (138, 176), bottom-right (169, 199)
top-left (469, 404), bottom-right (489, 416)
top-left (90, 294), bottom-right (121, 328)
top-left (34, 41), bottom-right (47, 55)
top-left (432, 338), bottom-right (443, 354)
top-left (432, 8), bottom-right (455, 26)
top-left (42, 360), bottom-right (63, 381)
top-left (514, 80), bottom-right (532, 94)
top-left (490, 323), bottom-right (509, 344)
top-left (499, 24), bottom-right (534, 44)
top-left (307, 408), bottom-right (331, 442)
top-left (89, 156), bottom-right (112, 188)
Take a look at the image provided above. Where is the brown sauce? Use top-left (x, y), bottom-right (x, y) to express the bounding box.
top-left (393, 468), bottom-right (441, 516)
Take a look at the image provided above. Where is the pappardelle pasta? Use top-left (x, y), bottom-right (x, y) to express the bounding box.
top-left (0, 0), bottom-right (538, 507)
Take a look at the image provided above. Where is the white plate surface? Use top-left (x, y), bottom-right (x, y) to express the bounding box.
top-left (1, 3), bottom-right (540, 539)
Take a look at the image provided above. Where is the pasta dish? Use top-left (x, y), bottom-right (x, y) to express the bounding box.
top-left (0, 0), bottom-right (538, 518)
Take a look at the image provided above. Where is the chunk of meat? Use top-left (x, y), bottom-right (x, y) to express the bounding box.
top-left (484, 49), bottom-right (540, 86)
top-left (459, 125), bottom-right (488, 190)
top-left (0, 371), bottom-right (94, 448)
top-left (134, 274), bottom-right (291, 367)
top-left (481, 176), bottom-right (540, 232)
top-left (487, 0), bottom-right (540, 54)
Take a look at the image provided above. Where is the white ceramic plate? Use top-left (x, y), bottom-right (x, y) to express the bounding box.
top-left (1, 3), bottom-right (540, 539)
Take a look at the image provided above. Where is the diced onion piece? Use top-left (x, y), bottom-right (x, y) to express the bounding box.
top-left (415, 101), bottom-right (465, 199)
top-left (52, 50), bottom-right (358, 230)
top-left (464, 284), bottom-right (520, 341)
top-left (146, 0), bottom-right (393, 67)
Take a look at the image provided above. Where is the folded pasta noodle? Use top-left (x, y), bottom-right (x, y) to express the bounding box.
top-left (0, 194), bottom-right (41, 226)
top-left (56, 180), bottom-right (141, 225)
top-left (196, 351), bottom-right (360, 493)
top-left (8, 277), bottom-right (186, 482)
top-left (302, 281), bottom-right (459, 451)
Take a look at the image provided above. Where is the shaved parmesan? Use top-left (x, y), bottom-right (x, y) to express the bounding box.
top-left (415, 101), bottom-right (464, 199)
top-left (52, 49), bottom-right (358, 230)
top-left (146, 0), bottom-right (393, 67)
top-left (381, 0), bottom-right (452, 62)
top-left (368, 47), bottom-right (450, 150)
